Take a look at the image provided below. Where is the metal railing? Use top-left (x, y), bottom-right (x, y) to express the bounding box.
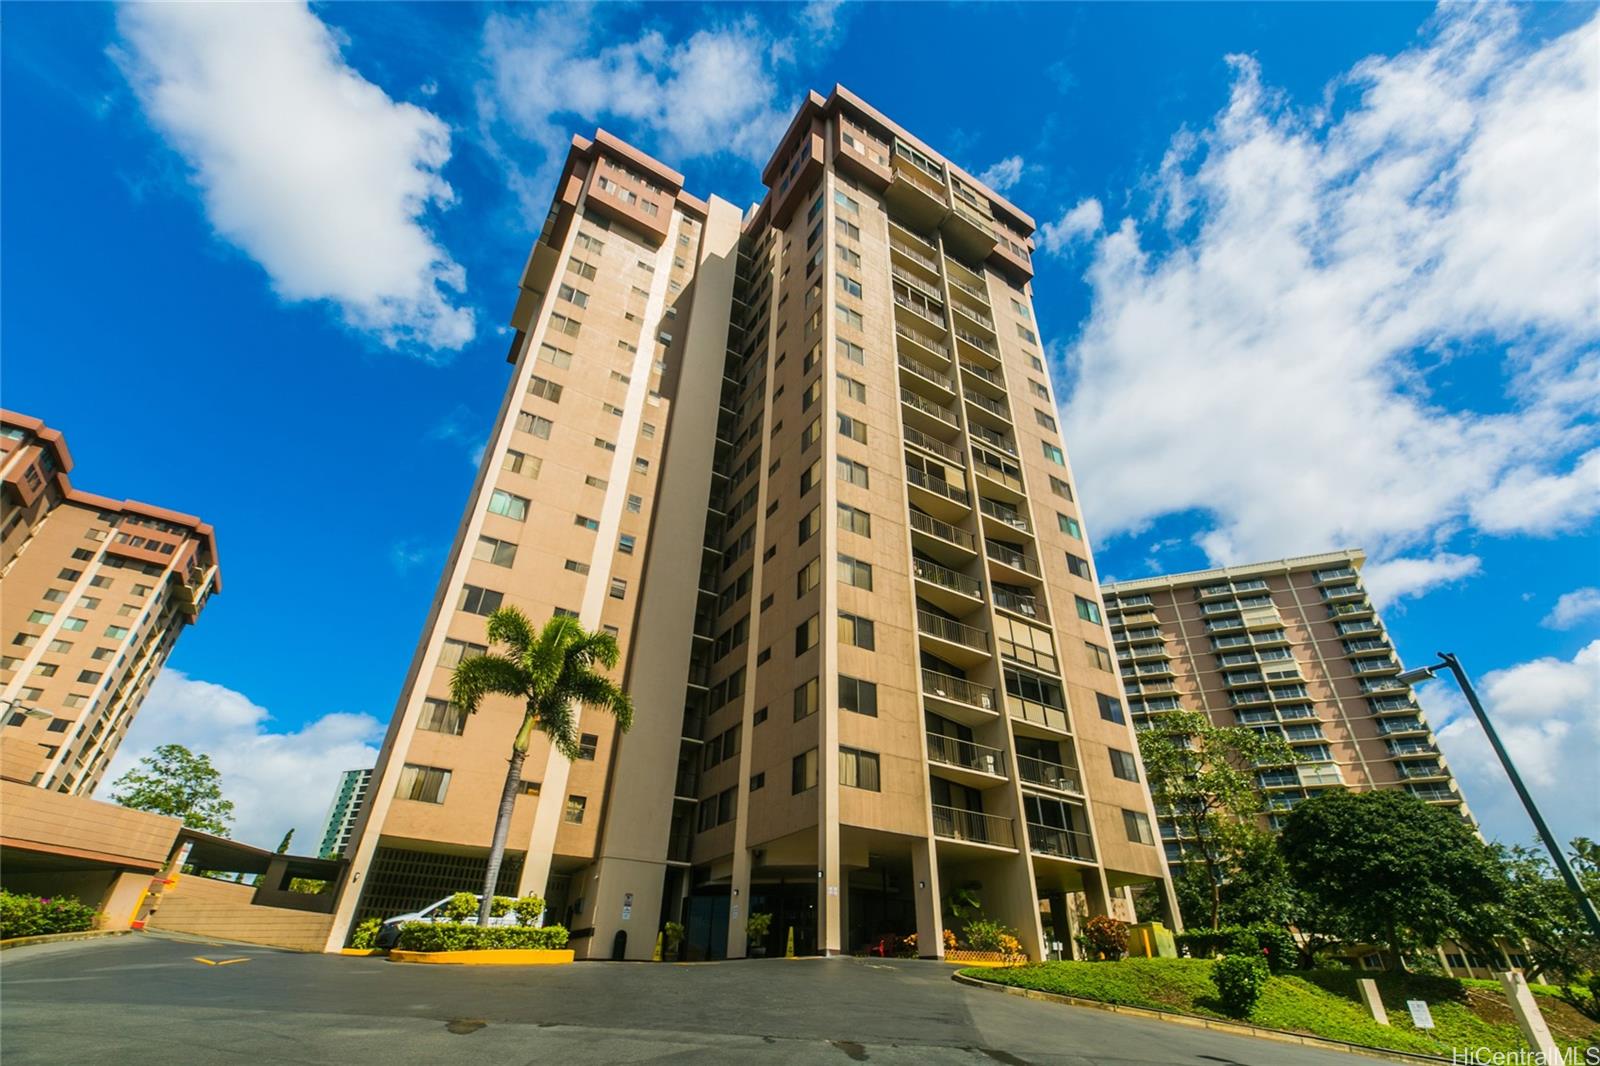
top-left (893, 288), bottom-right (947, 328)
top-left (1026, 823), bottom-right (1095, 862)
top-left (898, 353), bottom-right (955, 393)
top-left (1018, 755), bottom-right (1082, 794)
top-left (952, 300), bottom-right (995, 330)
top-left (978, 497), bottom-right (1030, 533)
top-left (889, 238), bottom-right (940, 275)
top-left (972, 454), bottom-right (1024, 493)
top-left (903, 424), bottom-right (965, 464)
top-left (906, 465), bottom-right (969, 506)
top-left (917, 610), bottom-right (989, 651)
top-left (927, 733), bottom-right (1007, 777)
top-left (955, 326), bottom-right (998, 355)
top-left (986, 542), bottom-right (1041, 577)
top-left (969, 423), bottom-right (1017, 457)
top-left (889, 219), bottom-right (938, 255)
top-left (965, 390), bottom-right (1011, 421)
top-left (993, 588), bottom-right (1043, 619)
top-left (922, 669), bottom-right (995, 711)
top-left (893, 158), bottom-right (950, 201)
top-left (895, 321), bottom-right (951, 359)
top-left (891, 264), bottom-right (943, 302)
top-left (908, 509), bottom-right (976, 550)
top-left (946, 274), bottom-right (990, 307)
top-left (960, 360), bottom-right (1004, 387)
top-left (932, 805), bottom-right (1014, 848)
top-left (913, 557), bottom-right (983, 598)
top-left (900, 388), bottom-right (959, 427)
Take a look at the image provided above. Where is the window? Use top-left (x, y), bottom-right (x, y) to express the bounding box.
top-left (609, 578), bottom-right (627, 600)
top-left (34, 664), bottom-right (57, 677)
top-left (540, 343), bottom-right (573, 368)
top-left (834, 189), bottom-right (860, 214)
top-left (800, 458), bottom-right (822, 495)
top-left (793, 679), bottom-right (819, 721)
top-left (750, 773), bottom-right (765, 792)
top-left (488, 490), bottom-right (530, 521)
top-left (58, 568), bottom-right (81, 581)
top-left (626, 495), bottom-right (643, 514)
top-left (549, 313), bottom-right (582, 337)
top-left (1029, 379), bottom-right (1050, 400)
top-left (1066, 553), bottom-right (1091, 580)
top-left (837, 457), bottom-right (869, 488)
top-left (567, 256), bottom-right (597, 280)
top-left (503, 451), bottom-right (539, 478)
top-left (557, 283), bottom-right (588, 308)
top-left (527, 375), bottom-right (564, 403)
top-left (839, 747), bottom-right (880, 792)
top-left (1034, 409), bottom-right (1057, 432)
top-left (585, 475), bottom-right (608, 490)
top-left (838, 554), bottom-right (873, 590)
top-left (564, 560), bottom-right (590, 575)
top-left (574, 515), bottom-right (600, 531)
top-left (46, 640), bottom-right (72, 654)
top-left (1059, 514), bottom-right (1083, 539)
top-left (459, 585), bottom-right (503, 615)
top-left (564, 796), bottom-right (587, 824)
top-left (105, 625), bottom-right (129, 639)
top-left (26, 611), bottom-right (53, 624)
top-left (836, 273), bottom-right (863, 298)
top-left (1097, 693), bottom-right (1126, 725)
top-left (1017, 324), bottom-right (1038, 344)
top-left (633, 458), bottom-right (649, 475)
top-left (1123, 810), bottom-right (1155, 845)
top-left (1042, 443), bottom-right (1065, 465)
top-left (837, 503), bottom-right (871, 538)
top-left (47, 718), bottom-right (70, 733)
top-left (419, 699), bottom-right (467, 735)
top-left (837, 373), bottom-right (866, 404)
top-left (42, 588), bottom-right (67, 603)
top-left (601, 402), bottom-right (624, 418)
top-left (574, 232), bottom-right (604, 252)
top-left (838, 613), bottom-right (875, 650)
top-left (474, 536), bottom-right (518, 567)
top-left (837, 414), bottom-right (867, 443)
top-left (839, 675), bottom-right (878, 716)
top-left (795, 615), bottom-right (819, 654)
top-left (836, 338), bottom-right (865, 365)
top-left (1085, 642), bottom-right (1114, 672)
top-left (1049, 476), bottom-right (1073, 500)
top-left (396, 764), bottom-right (451, 804)
top-left (796, 558), bottom-right (820, 597)
top-left (439, 639), bottom-right (488, 668)
top-left (837, 218), bottom-right (860, 241)
top-left (798, 506), bottom-right (821, 544)
top-left (835, 304), bottom-right (863, 330)
top-left (1075, 596), bottom-right (1102, 624)
top-left (578, 734), bottom-right (598, 760)
top-left (792, 748), bottom-right (819, 793)
top-left (595, 438), bottom-right (616, 452)
top-left (801, 418), bottom-right (821, 450)
top-left (618, 534), bottom-right (636, 555)
top-left (836, 243), bottom-right (861, 268)
top-left (1109, 749), bottom-right (1140, 781)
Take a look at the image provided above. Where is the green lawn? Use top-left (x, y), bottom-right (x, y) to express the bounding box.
top-left (961, 958), bottom-right (1599, 1059)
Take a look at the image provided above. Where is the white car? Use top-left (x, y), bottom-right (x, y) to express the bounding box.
top-left (374, 895), bottom-right (538, 948)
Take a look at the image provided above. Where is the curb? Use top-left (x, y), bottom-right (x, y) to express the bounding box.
top-left (950, 972), bottom-right (1451, 1066)
top-left (0, 929), bottom-right (133, 952)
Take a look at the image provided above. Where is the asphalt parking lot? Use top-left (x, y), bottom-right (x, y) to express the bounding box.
top-left (0, 933), bottom-right (1406, 1065)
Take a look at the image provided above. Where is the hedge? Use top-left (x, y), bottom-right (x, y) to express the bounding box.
top-left (0, 889), bottom-right (99, 940)
top-left (395, 922), bottom-right (570, 952)
top-left (1178, 924), bottom-right (1299, 971)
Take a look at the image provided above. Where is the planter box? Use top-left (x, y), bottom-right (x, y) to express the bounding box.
top-left (388, 948), bottom-right (575, 966)
top-left (945, 949), bottom-right (1025, 968)
top-left (339, 948), bottom-right (386, 957)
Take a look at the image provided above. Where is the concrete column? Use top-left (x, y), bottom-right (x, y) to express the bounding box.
top-left (1357, 978), bottom-right (1389, 1025)
top-left (1158, 875), bottom-right (1184, 934)
top-left (911, 841), bottom-right (943, 959)
top-left (727, 849), bottom-right (752, 958)
top-left (1497, 971), bottom-right (1562, 1065)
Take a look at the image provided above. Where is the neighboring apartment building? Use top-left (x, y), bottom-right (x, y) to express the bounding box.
top-left (328, 85), bottom-right (1175, 960)
top-left (1100, 549), bottom-right (1472, 872)
top-left (317, 767), bottom-right (373, 859)
top-left (0, 411), bottom-right (220, 795)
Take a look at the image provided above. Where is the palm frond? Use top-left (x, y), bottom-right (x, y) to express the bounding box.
top-left (450, 652), bottom-right (528, 714)
top-left (485, 606), bottom-right (535, 658)
top-left (527, 616), bottom-right (582, 689)
top-left (566, 670), bottom-right (634, 732)
top-left (534, 693), bottom-right (581, 759)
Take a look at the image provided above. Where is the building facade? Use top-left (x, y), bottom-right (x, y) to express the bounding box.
top-left (317, 767), bottom-right (373, 859)
top-left (1100, 549), bottom-right (1472, 873)
top-left (328, 86), bottom-right (1175, 959)
top-left (0, 411), bottom-right (220, 795)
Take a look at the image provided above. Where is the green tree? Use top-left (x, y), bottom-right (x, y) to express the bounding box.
top-left (1136, 709), bottom-right (1298, 928)
top-left (275, 828), bottom-right (294, 854)
top-left (1171, 820), bottom-right (1295, 929)
top-left (452, 610), bottom-right (633, 927)
top-left (1495, 838), bottom-right (1600, 983)
top-left (110, 743), bottom-right (234, 835)
top-left (1279, 789), bottom-right (1507, 968)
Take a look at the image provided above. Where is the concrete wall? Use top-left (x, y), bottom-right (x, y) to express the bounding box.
top-left (0, 779), bottom-right (179, 868)
top-left (147, 875), bottom-right (334, 952)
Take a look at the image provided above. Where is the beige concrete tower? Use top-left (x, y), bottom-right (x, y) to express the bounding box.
top-left (1101, 549), bottom-right (1473, 873)
top-left (328, 87), bottom-right (1176, 959)
top-left (0, 411), bottom-right (221, 795)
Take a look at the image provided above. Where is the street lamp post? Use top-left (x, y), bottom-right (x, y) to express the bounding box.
top-left (1398, 652), bottom-right (1600, 939)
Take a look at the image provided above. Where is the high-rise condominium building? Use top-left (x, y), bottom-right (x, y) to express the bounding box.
top-left (328, 86), bottom-right (1174, 959)
top-left (0, 411), bottom-right (220, 795)
top-left (1100, 549), bottom-right (1471, 872)
top-left (317, 768), bottom-right (374, 859)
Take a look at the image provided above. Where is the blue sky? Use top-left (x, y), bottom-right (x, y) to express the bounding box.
top-left (3, 2), bottom-right (1595, 849)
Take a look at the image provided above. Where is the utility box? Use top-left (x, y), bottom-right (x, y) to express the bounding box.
top-left (1124, 921), bottom-right (1177, 959)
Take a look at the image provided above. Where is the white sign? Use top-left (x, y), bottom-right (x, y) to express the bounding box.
top-left (1405, 1000), bottom-right (1434, 1029)
top-left (827, 884), bottom-right (839, 897)
top-left (621, 892), bottom-right (634, 921)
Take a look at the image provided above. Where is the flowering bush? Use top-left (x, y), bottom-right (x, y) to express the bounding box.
top-left (997, 933), bottom-right (1025, 961)
top-left (1082, 915), bottom-right (1130, 961)
top-left (963, 918), bottom-right (1020, 953)
top-left (943, 928), bottom-right (958, 952)
top-left (0, 889), bottom-right (100, 939)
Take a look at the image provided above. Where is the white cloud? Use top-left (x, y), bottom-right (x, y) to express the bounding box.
top-left (1423, 640), bottom-right (1600, 847)
top-left (480, 9), bottom-right (797, 217)
top-left (800, 0), bottom-right (848, 45)
top-left (97, 671), bottom-right (382, 851)
top-left (1059, 7), bottom-right (1600, 572)
top-left (1542, 586), bottom-right (1600, 630)
top-left (978, 155), bottom-right (1026, 193)
top-left (1038, 197), bottom-right (1103, 254)
top-left (115, 3), bottom-right (475, 353)
top-left (1361, 552), bottom-right (1481, 608)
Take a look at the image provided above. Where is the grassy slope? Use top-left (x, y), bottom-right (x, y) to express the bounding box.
top-left (962, 958), bottom-right (1599, 1059)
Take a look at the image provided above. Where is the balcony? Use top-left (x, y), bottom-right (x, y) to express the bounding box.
top-left (964, 389), bottom-right (1012, 425)
top-left (1353, 657), bottom-right (1400, 675)
top-left (932, 805), bottom-right (1016, 850)
top-left (1396, 761), bottom-right (1449, 781)
top-left (1314, 566), bottom-right (1357, 583)
top-left (895, 321), bottom-right (952, 363)
top-left (1008, 696), bottom-right (1071, 735)
top-left (1322, 585), bottom-right (1365, 603)
top-left (986, 542), bottom-right (1042, 581)
top-left (1124, 642), bottom-right (1169, 662)
top-left (888, 153), bottom-right (951, 227)
top-left (951, 298), bottom-right (995, 332)
top-left (954, 325), bottom-right (999, 360)
top-left (922, 669), bottom-right (998, 723)
top-left (1406, 784), bottom-right (1461, 804)
top-left (900, 387), bottom-right (960, 433)
top-left (906, 464), bottom-right (971, 521)
top-left (1329, 601), bottom-right (1376, 621)
top-left (892, 285), bottom-right (948, 331)
top-left (971, 450), bottom-right (1025, 499)
top-left (903, 425), bottom-right (964, 466)
top-left (959, 358), bottom-right (1006, 394)
top-left (993, 586), bottom-right (1044, 620)
top-left (912, 557), bottom-right (984, 613)
top-left (978, 496), bottom-right (1031, 536)
top-left (968, 422), bottom-right (1017, 458)
top-left (917, 609), bottom-right (990, 666)
top-left (908, 509), bottom-right (978, 565)
top-left (175, 564), bottom-right (217, 619)
top-left (926, 733), bottom-right (1008, 787)
top-left (891, 263), bottom-right (943, 303)
top-left (946, 272), bottom-right (990, 308)
top-left (898, 351), bottom-right (957, 403)
top-left (1027, 822), bottom-right (1095, 863)
top-left (1299, 764), bottom-right (1344, 787)
top-left (1016, 754), bottom-right (1082, 796)
top-left (888, 234), bottom-right (941, 281)
top-left (944, 199), bottom-right (998, 260)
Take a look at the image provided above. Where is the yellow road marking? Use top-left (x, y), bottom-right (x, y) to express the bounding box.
top-left (193, 956), bottom-right (250, 966)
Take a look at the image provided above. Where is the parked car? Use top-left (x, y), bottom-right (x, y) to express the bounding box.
top-left (374, 895), bottom-right (529, 949)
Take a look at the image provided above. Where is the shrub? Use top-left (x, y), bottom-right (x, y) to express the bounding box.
top-left (0, 889), bottom-right (100, 939)
top-left (1179, 925), bottom-right (1298, 971)
top-left (746, 912), bottom-right (773, 940)
top-left (943, 928), bottom-right (958, 952)
top-left (963, 918), bottom-right (1017, 953)
top-left (1213, 954), bottom-right (1270, 1017)
top-left (395, 922), bottom-right (570, 952)
top-left (662, 921), bottom-right (685, 956)
top-left (1083, 915), bottom-right (1130, 961)
top-left (440, 892), bottom-right (480, 922)
top-left (349, 917), bottom-right (383, 950)
top-left (511, 895), bottom-right (545, 925)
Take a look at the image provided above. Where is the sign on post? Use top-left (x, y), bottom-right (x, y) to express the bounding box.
top-left (1405, 1000), bottom-right (1434, 1029)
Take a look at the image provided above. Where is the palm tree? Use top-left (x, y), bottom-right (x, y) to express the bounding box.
top-left (451, 608), bottom-right (634, 927)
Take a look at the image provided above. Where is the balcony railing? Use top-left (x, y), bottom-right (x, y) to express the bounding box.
top-left (986, 542), bottom-right (1041, 577)
top-left (922, 669), bottom-right (995, 711)
top-left (932, 804), bottom-right (1014, 848)
top-left (909, 509), bottom-right (976, 551)
top-left (893, 288), bottom-right (947, 329)
top-left (960, 360), bottom-right (1004, 387)
top-left (906, 465), bottom-right (969, 506)
top-left (1026, 823), bottom-right (1095, 862)
top-left (891, 264), bottom-right (943, 302)
top-left (978, 497), bottom-right (1030, 533)
top-left (926, 733), bottom-right (1007, 778)
top-left (952, 300), bottom-right (995, 330)
top-left (1016, 754), bottom-right (1082, 794)
top-left (913, 558), bottom-right (983, 599)
top-left (993, 587), bottom-right (1043, 619)
top-left (965, 390), bottom-right (1011, 421)
top-left (917, 610), bottom-right (989, 651)
top-left (889, 237), bottom-right (940, 275)
top-left (903, 424), bottom-right (965, 464)
top-left (969, 423), bottom-right (1017, 457)
top-left (954, 326), bottom-right (998, 356)
top-left (895, 321), bottom-right (951, 360)
top-left (898, 351), bottom-right (955, 392)
top-left (900, 388), bottom-right (958, 427)
top-left (945, 274), bottom-right (990, 307)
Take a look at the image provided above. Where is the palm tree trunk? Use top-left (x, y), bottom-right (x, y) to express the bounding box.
top-left (478, 712), bottom-right (537, 926)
